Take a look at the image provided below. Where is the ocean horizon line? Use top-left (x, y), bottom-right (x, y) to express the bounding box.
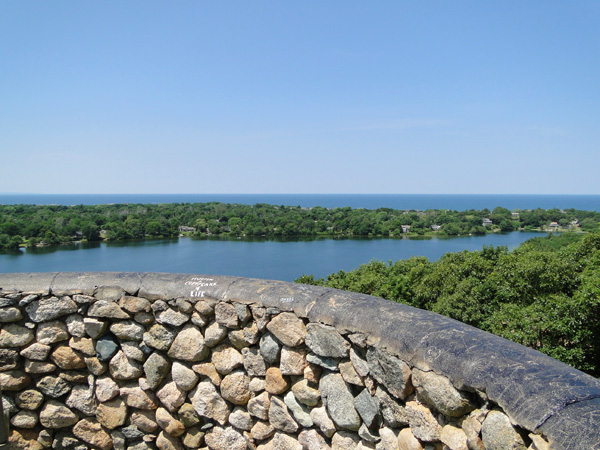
top-left (2, 193), bottom-right (599, 212)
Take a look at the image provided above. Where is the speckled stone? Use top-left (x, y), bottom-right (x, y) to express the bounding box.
top-left (191, 380), bottom-right (231, 425)
top-left (39, 400), bottom-right (79, 428)
top-left (266, 312), bottom-right (306, 347)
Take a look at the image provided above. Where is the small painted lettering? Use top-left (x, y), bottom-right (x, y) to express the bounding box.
top-left (280, 297), bottom-right (294, 303)
top-left (185, 281), bottom-right (217, 287)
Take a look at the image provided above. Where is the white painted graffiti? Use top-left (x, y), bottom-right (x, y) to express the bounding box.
top-left (190, 287), bottom-right (206, 298)
top-left (186, 278), bottom-right (217, 297)
top-left (184, 281), bottom-right (217, 287)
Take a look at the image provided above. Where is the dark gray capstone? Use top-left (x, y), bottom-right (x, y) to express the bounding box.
top-left (305, 323), bottom-right (350, 358)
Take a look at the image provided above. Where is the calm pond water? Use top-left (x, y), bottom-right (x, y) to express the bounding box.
top-left (1, 232), bottom-right (545, 281)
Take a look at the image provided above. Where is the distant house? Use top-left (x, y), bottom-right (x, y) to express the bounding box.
top-left (548, 222), bottom-right (559, 230)
top-left (482, 218), bottom-right (493, 227)
top-left (178, 226), bottom-right (196, 233)
top-left (571, 220), bottom-right (579, 226)
top-left (511, 212), bottom-right (520, 219)
top-left (401, 225), bottom-right (411, 233)
top-left (431, 224), bottom-right (441, 231)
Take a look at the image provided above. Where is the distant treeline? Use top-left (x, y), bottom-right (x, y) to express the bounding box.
top-left (296, 232), bottom-right (600, 377)
top-left (1, 202), bottom-right (599, 249)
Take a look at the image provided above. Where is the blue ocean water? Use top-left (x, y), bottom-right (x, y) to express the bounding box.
top-left (1, 193), bottom-right (600, 211)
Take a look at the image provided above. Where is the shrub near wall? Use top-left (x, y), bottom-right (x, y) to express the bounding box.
top-left (0, 273), bottom-right (599, 450)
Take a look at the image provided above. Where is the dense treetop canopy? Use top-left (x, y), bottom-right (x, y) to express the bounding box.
top-left (1, 202), bottom-right (598, 249)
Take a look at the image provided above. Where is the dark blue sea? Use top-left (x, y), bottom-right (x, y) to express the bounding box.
top-left (1, 194), bottom-right (600, 211)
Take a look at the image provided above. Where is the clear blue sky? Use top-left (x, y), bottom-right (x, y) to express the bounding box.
top-left (1, 2), bottom-right (598, 194)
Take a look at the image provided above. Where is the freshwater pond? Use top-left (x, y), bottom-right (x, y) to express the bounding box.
top-left (1, 232), bottom-right (545, 281)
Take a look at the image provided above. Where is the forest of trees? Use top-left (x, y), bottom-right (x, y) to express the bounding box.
top-left (296, 232), bottom-right (600, 377)
top-left (1, 202), bottom-right (599, 249)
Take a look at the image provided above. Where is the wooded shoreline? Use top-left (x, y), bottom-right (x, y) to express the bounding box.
top-left (1, 202), bottom-right (599, 250)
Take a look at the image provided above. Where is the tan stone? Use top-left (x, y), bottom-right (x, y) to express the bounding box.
top-left (120, 295), bottom-right (152, 313)
top-left (0, 370), bottom-right (31, 391)
top-left (272, 432), bottom-right (303, 450)
top-left (85, 356), bottom-right (108, 376)
top-left (50, 345), bottom-right (86, 369)
top-left (7, 429), bottom-right (44, 450)
top-left (16, 389), bottom-right (45, 410)
top-left (221, 370), bottom-right (251, 405)
top-left (0, 324), bottom-right (34, 348)
top-left (156, 381), bottom-right (186, 412)
top-left (192, 362), bottom-right (222, 386)
top-left (310, 405), bottom-right (336, 438)
top-left (406, 401), bottom-right (442, 442)
top-left (183, 427), bottom-right (205, 448)
top-left (95, 376), bottom-right (120, 402)
top-left (120, 386), bottom-right (159, 409)
top-left (10, 410), bottom-right (38, 428)
top-left (266, 312), bottom-right (306, 347)
top-left (212, 344), bottom-right (243, 374)
top-left (251, 420), bottom-right (276, 441)
top-left (156, 430), bottom-right (185, 450)
top-left (69, 336), bottom-right (96, 356)
top-left (73, 418), bottom-right (113, 450)
top-left (20, 342), bottom-right (51, 360)
top-left (298, 429), bottom-right (331, 450)
top-left (481, 411), bottom-right (526, 450)
top-left (339, 359), bottom-right (364, 386)
top-left (398, 428), bottom-right (423, 450)
top-left (304, 362), bottom-right (322, 384)
top-left (265, 367), bottom-right (290, 394)
top-left (280, 346), bottom-right (307, 375)
top-left (36, 321), bottom-right (69, 344)
top-left (205, 426), bottom-right (247, 450)
top-left (131, 409), bottom-right (159, 432)
top-left (191, 380), bottom-right (231, 425)
top-left (332, 431), bottom-right (360, 450)
top-left (96, 398), bottom-right (128, 429)
top-left (39, 400), bottom-right (79, 428)
top-left (291, 378), bottom-right (321, 406)
top-left (109, 350), bottom-right (143, 380)
top-left (24, 360), bottom-right (56, 374)
top-left (378, 427), bottom-right (400, 450)
top-left (156, 407), bottom-right (186, 437)
top-left (529, 434), bottom-right (550, 450)
top-left (441, 425), bottom-right (468, 450)
top-left (167, 324), bottom-right (208, 361)
top-left (248, 391), bottom-right (271, 420)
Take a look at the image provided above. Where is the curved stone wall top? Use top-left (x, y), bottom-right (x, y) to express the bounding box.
top-left (1, 272), bottom-right (599, 450)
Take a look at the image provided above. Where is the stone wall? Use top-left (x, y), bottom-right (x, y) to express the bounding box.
top-left (0, 273), bottom-right (598, 450)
